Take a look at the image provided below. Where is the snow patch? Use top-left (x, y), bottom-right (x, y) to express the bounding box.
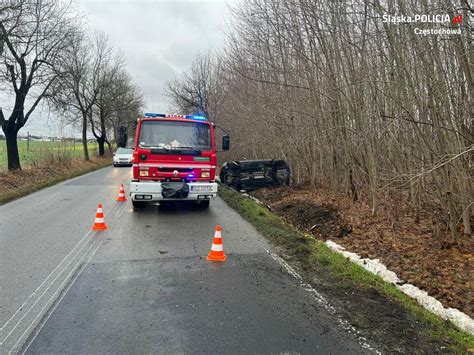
top-left (242, 193), bottom-right (262, 204)
top-left (325, 240), bottom-right (402, 284)
top-left (325, 240), bottom-right (474, 335)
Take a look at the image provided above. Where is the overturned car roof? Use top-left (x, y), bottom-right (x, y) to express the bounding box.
top-left (231, 159), bottom-right (287, 166)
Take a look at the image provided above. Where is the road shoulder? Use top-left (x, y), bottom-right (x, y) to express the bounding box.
top-left (219, 186), bottom-right (474, 353)
top-left (0, 157), bottom-right (111, 205)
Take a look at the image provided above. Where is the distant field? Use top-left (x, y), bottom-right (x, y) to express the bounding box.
top-left (0, 140), bottom-right (100, 170)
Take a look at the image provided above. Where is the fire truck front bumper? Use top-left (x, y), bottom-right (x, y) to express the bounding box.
top-left (130, 181), bottom-right (218, 202)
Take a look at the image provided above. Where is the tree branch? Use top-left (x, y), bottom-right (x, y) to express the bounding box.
top-left (22, 77), bottom-right (55, 126)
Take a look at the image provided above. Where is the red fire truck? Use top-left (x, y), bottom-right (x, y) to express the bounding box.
top-left (130, 113), bottom-right (229, 209)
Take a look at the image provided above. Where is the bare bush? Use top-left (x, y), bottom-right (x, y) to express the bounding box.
top-left (0, 0), bottom-right (79, 170)
top-left (169, 0), bottom-right (473, 239)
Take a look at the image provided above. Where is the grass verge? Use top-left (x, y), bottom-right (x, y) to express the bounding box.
top-left (0, 140), bottom-right (99, 170)
top-left (0, 157), bottom-right (111, 205)
top-left (219, 185), bottom-right (474, 353)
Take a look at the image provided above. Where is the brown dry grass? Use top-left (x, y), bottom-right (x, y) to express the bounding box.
top-left (0, 156), bottom-right (111, 205)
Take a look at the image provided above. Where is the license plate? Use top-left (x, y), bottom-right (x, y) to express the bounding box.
top-left (192, 186), bottom-right (212, 192)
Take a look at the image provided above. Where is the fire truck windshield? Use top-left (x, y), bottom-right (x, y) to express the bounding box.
top-left (139, 120), bottom-right (211, 150)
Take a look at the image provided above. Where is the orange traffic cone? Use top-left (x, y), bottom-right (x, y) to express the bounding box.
top-left (116, 184), bottom-right (127, 202)
top-left (91, 204), bottom-right (108, 231)
top-left (206, 225), bottom-right (226, 261)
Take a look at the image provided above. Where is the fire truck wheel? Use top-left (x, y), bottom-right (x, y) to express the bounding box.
top-left (199, 200), bottom-right (210, 208)
top-left (132, 200), bottom-right (147, 209)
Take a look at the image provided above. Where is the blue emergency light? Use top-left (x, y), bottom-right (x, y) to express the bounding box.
top-left (144, 113), bottom-right (166, 117)
top-left (144, 113), bottom-right (208, 121)
top-left (185, 115), bottom-right (207, 121)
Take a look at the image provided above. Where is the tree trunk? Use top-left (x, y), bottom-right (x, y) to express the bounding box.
top-left (349, 168), bottom-right (357, 202)
top-left (446, 192), bottom-right (459, 246)
top-left (113, 126), bottom-right (118, 147)
top-left (462, 205), bottom-right (472, 236)
top-left (4, 126), bottom-right (21, 170)
top-left (82, 113), bottom-right (90, 161)
top-left (105, 139), bottom-right (112, 154)
top-left (97, 136), bottom-right (105, 156)
top-left (98, 111), bottom-right (107, 156)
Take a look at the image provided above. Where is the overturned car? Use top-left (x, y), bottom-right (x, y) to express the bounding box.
top-left (219, 159), bottom-right (291, 191)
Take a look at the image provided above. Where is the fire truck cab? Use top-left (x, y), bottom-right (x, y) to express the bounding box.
top-left (130, 113), bottom-right (229, 209)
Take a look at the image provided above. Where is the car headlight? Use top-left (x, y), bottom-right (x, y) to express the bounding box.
top-left (201, 171), bottom-right (210, 178)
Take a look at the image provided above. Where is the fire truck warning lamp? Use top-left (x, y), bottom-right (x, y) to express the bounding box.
top-left (144, 113), bottom-right (208, 121)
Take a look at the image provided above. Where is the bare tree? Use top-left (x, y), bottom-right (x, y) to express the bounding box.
top-left (167, 52), bottom-right (225, 120)
top-left (107, 74), bottom-right (143, 150)
top-left (88, 42), bottom-right (124, 156)
top-left (93, 67), bottom-right (143, 155)
top-left (51, 31), bottom-right (114, 160)
top-left (0, 0), bottom-right (78, 170)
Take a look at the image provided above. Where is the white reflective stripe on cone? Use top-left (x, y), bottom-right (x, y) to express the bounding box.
top-left (95, 218), bottom-right (105, 223)
top-left (214, 231), bottom-right (222, 239)
top-left (97, 208), bottom-right (103, 213)
top-left (211, 244), bottom-right (223, 251)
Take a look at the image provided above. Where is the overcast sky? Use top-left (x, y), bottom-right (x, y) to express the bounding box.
top-left (4, 0), bottom-right (232, 137)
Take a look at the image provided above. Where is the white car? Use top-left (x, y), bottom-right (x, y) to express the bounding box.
top-left (113, 147), bottom-right (133, 167)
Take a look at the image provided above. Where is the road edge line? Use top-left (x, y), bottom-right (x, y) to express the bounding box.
top-left (13, 240), bottom-right (104, 354)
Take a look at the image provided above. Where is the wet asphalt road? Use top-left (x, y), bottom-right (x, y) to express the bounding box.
top-left (0, 167), bottom-right (370, 354)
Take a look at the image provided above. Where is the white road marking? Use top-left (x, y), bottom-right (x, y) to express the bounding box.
top-left (15, 240), bottom-right (104, 354)
top-left (0, 202), bottom-right (118, 351)
top-left (0, 237), bottom-right (95, 345)
top-left (0, 232), bottom-right (92, 335)
top-left (114, 201), bottom-right (128, 218)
